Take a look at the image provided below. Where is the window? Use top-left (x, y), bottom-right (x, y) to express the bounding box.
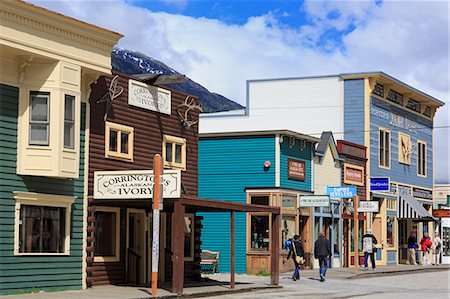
top-left (184, 215), bottom-right (194, 261)
top-left (281, 216), bottom-right (295, 251)
top-left (379, 128), bottom-right (390, 168)
top-left (417, 141), bottom-right (427, 177)
top-left (387, 216), bottom-right (395, 247)
top-left (94, 207), bottom-right (120, 262)
top-left (163, 135), bottom-right (186, 170)
top-left (105, 122), bottom-right (134, 161)
top-left (29, 92), bottom-right (50, 145)
top-left (250, 215), bottom-right (269, 251)
top-left (64, 95), bottom-right (75, 149)
top-left (251, 196), bottom-right (269, 206)
top-left (373, 83), bottom-right (384, 97)
top-left (333, 218), bottom-right (339, 254)
top-left (398, 133), bottom-right (412, 165)
top-left (13, 192), bottom-right (75, 255)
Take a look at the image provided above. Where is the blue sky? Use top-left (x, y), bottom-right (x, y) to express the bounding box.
top-left (30, 0), bottom-right (449, 183)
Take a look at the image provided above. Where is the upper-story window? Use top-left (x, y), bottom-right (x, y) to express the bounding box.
top-left (29, 92), bottom-right (50, 146)
top-left (379, 128), bottom-right (390, 168)
top-left (417, 141), bottom-right (427, 177)
top-left (163, 135), bottom-right (186, 170)
top-left (64, 95), bottom-right (75, 149)
top-left (423, 106), bottom-right (432, 117)
top-left (105, 121), bottom-right (134, 161)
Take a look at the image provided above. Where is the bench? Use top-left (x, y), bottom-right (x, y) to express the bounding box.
top-left (200, 250), bottom-right (220, 273)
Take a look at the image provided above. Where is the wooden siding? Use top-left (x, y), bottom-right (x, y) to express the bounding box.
top-left (369, 98), bottom-right (433, 189)
top-left (314, 142), bottom-right (341, 194)
top-left (280, 139), bottom-right (313, 191)
top-left (344, 79), bottom-right (365, 146)
top-left (0, 84), bottom-right (85, 295)
top-left (198, 136), bottom-right (276, 273)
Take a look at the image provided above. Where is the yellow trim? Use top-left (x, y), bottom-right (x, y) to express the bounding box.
top-left (94, 206), bottom-right (120, 263)
top-left (417, 140), bottom-right (427, 178)
top-left (105, 121), bottom-right (134, 162)
top-left (13, 191), bottom-right (75, 256)
top-left (343, 164), bottom-right (365, 186)
top-left (378, 126), bottom-right (391, 170)
top-left (162, 135), bottom-right (186, 171)
top-left (398, 132), bottom-right (412, 165)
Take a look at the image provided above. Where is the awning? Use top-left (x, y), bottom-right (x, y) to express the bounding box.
top-left (397, 194), bottom-right (435, 221)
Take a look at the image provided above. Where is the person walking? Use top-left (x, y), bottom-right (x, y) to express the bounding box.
top-left (407, 231), bottom-right (418, 265)
top-left (420, 232), bottom-right (432, 266)
top-left (314, 231), bottom-right (331, 282)
top-left (362, 228), bottom-right (378, 271)
top-left (431, 234), bottom-right (443, 265)
top-left (285, 235), bottom-right (304, 281)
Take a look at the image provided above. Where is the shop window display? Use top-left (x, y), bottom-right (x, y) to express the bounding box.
top-left (250, 215), bottom-right (269, 250)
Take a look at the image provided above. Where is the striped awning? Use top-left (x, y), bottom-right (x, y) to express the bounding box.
top-left (397, 194), bottom-right (435, 221)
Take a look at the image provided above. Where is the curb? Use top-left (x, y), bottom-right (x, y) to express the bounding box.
top-left (348, 267), bottom-right (450, 280)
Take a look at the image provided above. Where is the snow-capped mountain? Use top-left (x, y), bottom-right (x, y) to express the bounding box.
top-left (111, 48), bottom-right (243, 113)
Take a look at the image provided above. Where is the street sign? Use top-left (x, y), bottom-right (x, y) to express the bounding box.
top-left (358, 201), bottom-right (379, 213)
top-left (370, 177), bottom-right (390, 192)
top-left (327, 186), bottom-right (357, 198)
top-left (299, 195), bottom-right (330, 207)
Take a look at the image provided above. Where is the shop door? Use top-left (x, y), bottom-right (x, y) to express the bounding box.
top-left (343, 219), bottom-right (349, 267)
top-left (127, 210), bottom-right (146, 285)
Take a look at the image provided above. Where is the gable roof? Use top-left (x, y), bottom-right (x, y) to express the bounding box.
top-left (315, 131), bottom-right (344, 162)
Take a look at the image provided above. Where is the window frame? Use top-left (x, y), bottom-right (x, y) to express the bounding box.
top-left (63, 94), bottom-right (76, 150)
top-left (162, 135), bottom-right (186, 170)
top-left (13, 191), bottom-right (75, 256)
top-left (417, 140), bottom-right (427, 177)
top-left (94, 206), bottom-right (121, 263)
top-left (398, 132), bottom-right (412, 165)
top-left (29, 91), bottom-right (50, 146)
top-left (378, 127), bottom-right (391, 169)
top-left (105, 121), bottom-right (134, 161)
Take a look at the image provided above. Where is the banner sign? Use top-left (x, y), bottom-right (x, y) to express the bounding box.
top-left (288, 159), bottom-right (305, 181)
top-left (412, 187), bottom-right (433, 200)
top-left (129, 79), bottom-right (171, 115)
top-left (94, 169), bottom-right (181, 199)
top-left (370, 177), bottom-right (390, 192)
top-left (327, 186), bottom-right (357, 198)
top-left (299, 195), bottom-right (330, 207)
top-left (358, 201), bottom-right (379, 213)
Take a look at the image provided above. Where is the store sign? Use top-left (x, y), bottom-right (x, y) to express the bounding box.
top-left (370, 177), bottom-right (390, 192)
top-left (398, 184), bottom-right (412, 196)
top-left (299, 195), bottom-right (330, 207)
top-left (282, 196), bottom-right (296, 208)
top-left (128, 79), bottom-right (171, 115)
top-left (412, 187), bottom-right (433, 200)
top-left (358, 201), bottom-right (379, 213)
top-left (433, 210), bottom-right (450, 218)
top-left (344, 166), bottom-right (364, 185)
top-left (288, 159), bottom-right (305, 181)
top-left (94, 169), bottom-right (181, 199)
top-left (327, 186), bottom-right (357, 198)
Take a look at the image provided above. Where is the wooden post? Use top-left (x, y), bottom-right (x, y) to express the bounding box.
top-left (353, 195), bottom-right (359, 268)
top-left (230, 211), bottom-right (235, 289)
top-left (270, 213), bottom-right (280, 286)
top-left (151, 154), bottom-right (163, 296)
top-left (172, 200), bottom-right (185, 295)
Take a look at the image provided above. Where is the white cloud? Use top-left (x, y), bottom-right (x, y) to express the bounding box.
top-left (28, 0), bottom-right (449, 182)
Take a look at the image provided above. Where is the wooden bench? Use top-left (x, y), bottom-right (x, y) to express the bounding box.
top-left (200, 250), bottom-right (220, 273)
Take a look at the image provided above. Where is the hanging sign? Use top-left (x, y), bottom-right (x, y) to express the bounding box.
top-left (370, 177), bottom-right (390, 192)
top-left (94, 169), bottom-right (181, 199)
top-left (128, 79), bottom-right (171, 115)
top-left (327, 186), bottom-right (357, 198)
top-left (299, 195), bottom-right (330, 207)
top-left (358, 201), bottom-right (379, 213)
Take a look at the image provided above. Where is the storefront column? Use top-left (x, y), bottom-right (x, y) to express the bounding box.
top-left (230, 211), bottom-right (235, 289)
top-left (270, 213), bottom-right (280, 285)
top-left (354, 195), bottom-right (359, 267)
top-left (172, 200), bottom-right (185, 295)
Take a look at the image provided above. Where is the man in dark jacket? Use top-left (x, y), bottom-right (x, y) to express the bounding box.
top-left (314, 231), bottom-right (331, 282)
top-left (285, 235), bottom-right (304, 281)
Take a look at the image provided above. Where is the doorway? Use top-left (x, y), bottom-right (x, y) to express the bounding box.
top-left (126, 209), bottom-right (146, 285)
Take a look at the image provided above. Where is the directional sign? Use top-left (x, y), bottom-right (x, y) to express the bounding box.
top-left (327, 186), bottom-right (357, 198)
top-left (370, 177), bottom-right (390, 192)
top-left (299, 195), bottom-right (330, 207)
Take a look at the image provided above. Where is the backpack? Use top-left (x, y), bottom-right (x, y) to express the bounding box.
top-left (436, 242), bottom-right (441, 250)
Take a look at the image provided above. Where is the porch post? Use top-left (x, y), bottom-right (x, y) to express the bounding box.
top-left (230, 211), bottom-right (235, 289)
top-left (172, 200), bottom-right (185, 295)
top-left (270, 213), bottom-right (280, 286)
top-left (354, 195), bottom-right (359, 268)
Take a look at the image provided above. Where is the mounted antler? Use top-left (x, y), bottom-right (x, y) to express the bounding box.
top-left (176, 96), bottom-right (203, 128)
top-left (96, 75), bottom-right (124, 121)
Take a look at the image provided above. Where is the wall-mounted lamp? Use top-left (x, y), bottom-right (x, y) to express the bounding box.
top-left (264, 160), bottom-right (271, 171)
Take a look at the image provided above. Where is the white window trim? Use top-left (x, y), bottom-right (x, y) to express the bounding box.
top-left (94, 206), bottom-right (121, 263)
top-left (13, 191), bottom-right (76, 256)
top-left (29, 91), bottom-right (50, 146)
top-left (105, 121), bottom-right (134, 161)
top-left (162, 134), bottom-right (186, 170)
top-left (63, 93), bottom-right (76, 151)
top-left (417, 140), bottom-right (427, 178)
top-left (378, 127), bottom-right (391, 170)
top-left (398, 132), bottom-right (412, 165)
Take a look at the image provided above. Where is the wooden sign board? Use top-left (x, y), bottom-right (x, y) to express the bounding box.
top-left (288, 159), bottom-right (305, 181)
top-left (344, 164), bottom-right (364, 186)
top-left (433, 209), bottom-right (450, 218)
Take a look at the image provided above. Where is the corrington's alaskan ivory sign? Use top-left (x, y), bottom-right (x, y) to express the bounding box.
top-left (358, 201), bottom-right (379, 213)
top-left (128, 79), bottom-right (171, 115)
top-left (94, 169), bottom-right (181, 199)
top-left (299, 195), bottom-right (330, 207)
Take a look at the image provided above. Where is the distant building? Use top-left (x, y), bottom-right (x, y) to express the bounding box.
top-left (433, 184), bottom-right (450, 264)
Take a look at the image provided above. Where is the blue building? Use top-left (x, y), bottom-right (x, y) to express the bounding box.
top-left (199, 131), bottom-right (319, 273)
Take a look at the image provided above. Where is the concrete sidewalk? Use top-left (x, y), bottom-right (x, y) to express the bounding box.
top-left (2, 264), bottom-right (448, 298)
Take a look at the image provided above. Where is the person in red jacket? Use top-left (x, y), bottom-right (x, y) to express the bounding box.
top-left (420, 232), bottom-right (432, 266)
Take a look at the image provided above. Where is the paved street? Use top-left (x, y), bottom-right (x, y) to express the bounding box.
top-left (212, 270), bottom-right (450, 299)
